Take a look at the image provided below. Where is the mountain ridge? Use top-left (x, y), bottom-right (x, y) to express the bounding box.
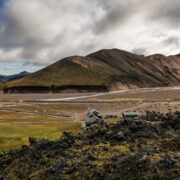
top-left (3, 49), bottom-right (180, 93)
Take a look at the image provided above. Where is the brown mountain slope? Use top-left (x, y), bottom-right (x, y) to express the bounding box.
top-left (3, 49), bottom-right (180, 93)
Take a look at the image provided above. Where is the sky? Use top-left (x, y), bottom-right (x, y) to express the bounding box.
top-left (0, 0), bottom-right (180, 75)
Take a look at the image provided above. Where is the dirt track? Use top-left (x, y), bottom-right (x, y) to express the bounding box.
top-left (1, 87), bottom-right (180, 122)
top-left (1, 86), bottom-right (180, 103)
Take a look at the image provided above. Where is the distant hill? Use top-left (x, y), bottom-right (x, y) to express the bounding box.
top-left (0, 75), bottom-right (4, 80)
top-left (3, 49), bottom-right (180, 93)
top-left (0, 71), bottom-right (28, 83)
top-left (3, 71), bottom-right (28, 79)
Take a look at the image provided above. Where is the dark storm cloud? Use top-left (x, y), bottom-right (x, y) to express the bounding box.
top-left (92, 0), bottom-right (145, 35)
top-left (92, 1), bottom-right (130, 34)
top-left (147, 0), bottom-right (180, 27)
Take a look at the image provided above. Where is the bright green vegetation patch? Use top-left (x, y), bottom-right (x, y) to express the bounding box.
top-left (0, 110), bottom-right (82, 151)
top-left (0, 122), bottom-right (82, 151)
top-left (104, 98), bottom-right (149, 102)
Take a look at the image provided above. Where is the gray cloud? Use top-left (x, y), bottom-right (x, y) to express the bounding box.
top-left (132, 48), bottom-right (148, 55)
top-left (0, 0), bottom-right (180, 72)
top-left (148, 0), bottom-right (180, 27)
top-left (163, 37), bottom-right (179, 48)
top-left (92, 1), bottom-right (130, 35)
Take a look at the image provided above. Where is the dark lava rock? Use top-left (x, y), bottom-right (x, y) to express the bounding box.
top-left (102, 146), bottom-right (109, 152)
top-left (1, 111), bottom-right (180, 179)
top-left (86, 153), bottom-right (97, 161)
top-left (52, 157), bottom-right (67, 174)
top-left (138, 155), bottom-right (148, 164)
top-left (114, 131), bottom-right (125, 141)
top-left (29, 137), bottom-right (39, 146)
top-left (163, 153), bottom-right (176, 168)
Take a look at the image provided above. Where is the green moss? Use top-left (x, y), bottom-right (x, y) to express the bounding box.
top-left (0, 122), bottom-right (82, 151)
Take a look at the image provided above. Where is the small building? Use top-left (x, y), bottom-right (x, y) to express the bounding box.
top-left (85, 109), bottom-right (102, 126)
top-left (139, 100), bottom-right (143, 104)
top-left (122, 111), bottom-right (139, 119)
top-left (105, 114), bottom-right (118, 119)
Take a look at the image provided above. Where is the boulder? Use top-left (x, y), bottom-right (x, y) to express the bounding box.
top-left (114, 131), bottom-right (125, 141)
top-left (52, 157), bottom-right (67, 174)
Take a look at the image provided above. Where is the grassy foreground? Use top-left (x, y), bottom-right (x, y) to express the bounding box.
top-left (0, 123), bottom-right (81, 151)
top-left (0, 111), bottom-right (82, 151)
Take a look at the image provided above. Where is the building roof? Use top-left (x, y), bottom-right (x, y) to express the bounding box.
top-left (85, 109), bottom-right (102, 125)
top-left (86, 115), bottom-right (98, 124)
top-left (122, 112), bottom-right (139, 116)
top-left (89, 109), bottom-right (99, 114)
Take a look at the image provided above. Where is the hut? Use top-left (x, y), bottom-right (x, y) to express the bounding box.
top-left (122, 111), bottom-right (139, 119)
top-left (85, 109), bottom-right (102, 126)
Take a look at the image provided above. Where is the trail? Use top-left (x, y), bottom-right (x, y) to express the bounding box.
top-left (38, 86), bottom-right (180, 102)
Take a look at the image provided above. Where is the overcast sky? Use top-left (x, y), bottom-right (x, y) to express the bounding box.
top-left (0, 0), bottom-right (180, 74)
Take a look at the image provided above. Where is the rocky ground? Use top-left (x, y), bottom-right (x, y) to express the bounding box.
top-left (1, 111), bottom-right (180, 179)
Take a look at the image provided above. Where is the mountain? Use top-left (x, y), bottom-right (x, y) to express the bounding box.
top-left (3, 71), bottom-right (28, 79)
top-left (0, 75), bottom-right (4, 79)
top-left (3, 49), bottom-right (180, 93)
top-left (0, 71), bottom-right (28, 83)
top-left (0, 76), bottom-right (8, 83)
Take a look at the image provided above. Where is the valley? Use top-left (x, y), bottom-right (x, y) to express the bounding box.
top-left (1, 86), bottom-right (180, 151)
